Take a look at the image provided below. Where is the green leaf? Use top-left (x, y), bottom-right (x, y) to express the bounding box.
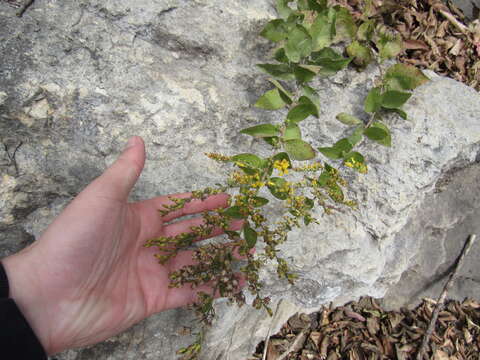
top-left (285, 25), bottom-right (313, 63)
top-left (284, 139), bottom-right (316, 160)
top-left (384, 63), bottom-right (429, 91)
top-left (317, 173), bottom-right (330, 186)
top-left (381, 90), bottom-right (411, 109)
top-left (257, 64), bottom-right (295, 81)
top-left (336, 112), bottom-right (362, 125)
top-left (274, 48), bottom-right (289, 63)
top-left (309, 10), bottom-right (336, 51)
top-left (276, 0), bottom-right (294, 19)
top-left (318, 168), bottom-right (333, 186)
top-left (244, 225), bottom-right (258, 248)
top-left (333, 138), bottom-right (353, 154)
top-left (392, 108), bottom-right (407, 120)
top-left (293, 65), bottom-right (317, 83)
top-left (297, 0), bottom-right (310, 10)
top-left (364, 87), bottom-right (383, 113)
top-left (346, 40), bottom-right (373, 68)
top-left (268, 79), bottom-right (293, 104)
top-left (376, 34), bottom-right (403, 61)
top-left (333, 6), bottom-right (357, 43)
top-left (303, 197), bottom-right (315, 209)
top-left (231, 153), bottom-right (264, 168)
top-left (252, 196), bottom-right (269, 207)
top-left (347, 125), bottom-right (364, 146)
top-left (367, 122), bottom-right (391, 146)
top-left (263, 136), bottom-right (280, 147)
top-left (272, 152), bottom-right (291, 164)
top-left (260, 19), bottom-right (288, 42)
top-left (298, 0), bottom-right (326, 11)
top-left (318, 137), bottom-right (354, 159)
top-left (267, 177), bottom-right (289, 200)
top-left (318, 146), bottom-right (342, 159)
top-left (364, 127), bottom-right (388, 144)
top-left (283, 123), bottom-right (302, 140)
top-left (327, 182), bottom-right (344, 202)
top-left (357, 20), bottom-right (374, 41)
top-left (240, 124), bottom-right (280, 138)
top-left (298, 0), bottom-right (325, 11)
top-left (287, 102), bottom-right (317, 123)
top-left (343, 151), bottom-right (367, 173)
top-left (343, 151), bottom-right (364, 163)
top-left (310, 47), bottom-right (352, 74)
top-left (301, 85), bottom-right (321, 115)
top-left (285, 12), bottom-right (305, 30)
top-left (255, 88), bottom-right (287, 110)
top-left (224, 206), bottom-right (245, 219)
top-left (380, 40), bottom-right (403, 60)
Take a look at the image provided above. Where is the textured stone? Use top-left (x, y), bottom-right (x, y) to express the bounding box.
top-left (381, 163), bottom-right (480, 310)
top-left (0, 1), bottom-right (480, 360)
top-left (451, 0), bottom-right (480, 19)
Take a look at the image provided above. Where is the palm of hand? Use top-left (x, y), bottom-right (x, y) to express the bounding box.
top-left (3, 137), bottom-right (234, 355)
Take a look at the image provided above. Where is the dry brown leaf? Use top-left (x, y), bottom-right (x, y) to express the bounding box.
top-left (345, 309), bottom-right (366, 322)
top-left (464, 329), bottom-right (473, 344)
top-left (440, 337), bottom-right (453, 349)
top-left (320, 335), bottom-right (329, 359)
top-left (455, 56), bottom-right (467, 73)
top-left (266, 340), bottom-right (283, 360)
top-left (424, 35), bottom-right (441, 55)
top-left (434, 349), bottom-right (450, 360)
top-left (404, 39), bottom-right (430, 50)
top-left (326, 351), bottom-right (338, 360)
top-left (436, 20), bottom-right (450, 37)
top-left (320, 309), bottom-right (330, 326)
top-left (347, 348), bottom-right (361, 360)
top-left (463, 299), bottom-right (480, 309)
top-left (449, 39), bottom-right (464, 55)
top-left (309, 331), bottom-right (322, 348)
top-left (394, 343), bottom-right (408, 360)
top-left (367, 317), bottom-right (380, 336)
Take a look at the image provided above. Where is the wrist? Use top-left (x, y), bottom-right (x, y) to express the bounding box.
top-left (2, 252), bottom-right (54, 355)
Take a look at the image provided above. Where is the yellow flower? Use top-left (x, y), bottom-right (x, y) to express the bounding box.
top-left (273, 159), bottom-right (290, 176)
top-left (294, 162), bottom-right (324, 172)
top-left (251, 181), bottom-right (265, 188)
top-left (344, 158), bottom-right (368, 174)
top-left (205, 152), bottom-right (231, 162)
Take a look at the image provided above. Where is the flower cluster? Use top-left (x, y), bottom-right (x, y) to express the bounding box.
top-left (273, 159), bottom-right (290, 175)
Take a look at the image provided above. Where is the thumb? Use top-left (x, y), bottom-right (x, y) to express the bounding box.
top-left (88, 136), bottom-right (146, 201)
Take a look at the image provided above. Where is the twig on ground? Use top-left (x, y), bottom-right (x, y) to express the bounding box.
top-left (438, 9), bottom-right (469, 34)
top-left (415, 234), bottom-right (477, 360)
top-left (262, 299), bottom-right (283, 360)
top-left (4, 141), bottom-right (23, 176)
top-left (16, 0), bottom-right (34, 17)
top-left (277, 328), bottom-right (309, 360)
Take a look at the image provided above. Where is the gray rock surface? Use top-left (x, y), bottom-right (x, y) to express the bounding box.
top-left (381, 163), bottom-right (480, 310)
top-left (1, 1), bottom-right (480, 359)
top-left (451, 0), bottom-right (479, 19)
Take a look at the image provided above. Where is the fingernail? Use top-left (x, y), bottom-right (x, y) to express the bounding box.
top-left (126, 136), bottom-right (138, 149)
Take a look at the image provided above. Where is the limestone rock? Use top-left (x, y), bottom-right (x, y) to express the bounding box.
top-left (451, 0), bottom-right (480, 19)
top-left (381, 163), bottom-right (480, 310)
top-left (1, 1), bottom-right (480, 360)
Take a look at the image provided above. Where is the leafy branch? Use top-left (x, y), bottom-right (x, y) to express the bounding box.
top-left (144, 0), bottom-right (429, 358)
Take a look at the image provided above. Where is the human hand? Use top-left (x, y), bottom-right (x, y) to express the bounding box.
top-left (2, 136), bottom-right (241, 355)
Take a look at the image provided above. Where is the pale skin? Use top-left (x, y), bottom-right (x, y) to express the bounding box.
top-left (2, 136), bottom-right (242, 355)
